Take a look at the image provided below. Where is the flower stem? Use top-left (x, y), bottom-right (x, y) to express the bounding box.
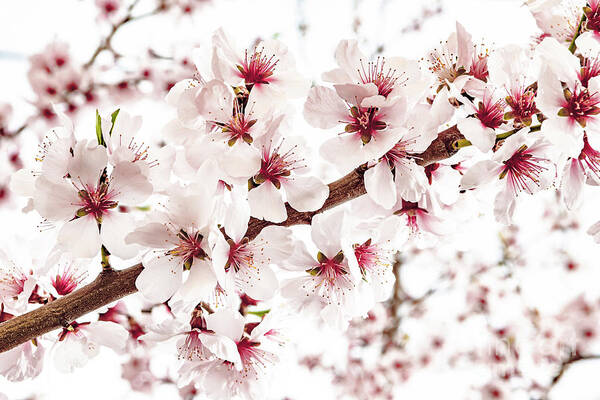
top-left (101, 245), bottom-right (112, 271)
top-left (495, 124), bottom-right (541, 141)
top-left (453, 138), bottom-right (472, 149)
top-left (568, 13), bottom-right (587, 54)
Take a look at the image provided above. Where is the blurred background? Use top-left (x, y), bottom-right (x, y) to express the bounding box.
top-left (2, 0), bottom-right (600, 399)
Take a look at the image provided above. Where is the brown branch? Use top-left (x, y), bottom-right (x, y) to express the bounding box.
top-left (543, 353), bottom-right (600, 399)
top-left (0, 124), bottom-right (463, 353)
top-left (84, 2), bottom-right (163, 69)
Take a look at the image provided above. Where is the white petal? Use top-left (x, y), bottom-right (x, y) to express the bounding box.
top-left (221, 144), bottom-right (261, 178)
top-left (253, 225), bottom-right (295, 262)
top-left (110, 162), bottom-right (153, 205)
top-left (561, 159), bottom-right (585, 210)
top-left (455, 22), bottom-right (474, 68)
top-left (169, 259), bottom-right (217, 312)
top-left (364, 161), bottom-right (396, 209)
top-left (494, 188), bottom-right (517, 225)
top-left (84, 321), bottom-right (129, 352)
top-left (331, 39), bottom-right (364, 82)
top-left (394, 162), bottom-right (428, 203)
top-left (311, 210), bottom-right (346, 259)
top-left (10, 169), bottom-right (36, 197)
top-left (53, 335), bottom-right (91, 373)
top-left (238, 264), bottom-right (278, 301)
top-left (33, 177), bottom-right (79, 221)
top-left (284, 175), bottom-right (329, 212)
top-left (196, 79), bottom-right (235, 123)
top-left (535, 37), bottom-right (579, 87)
top-left (100, 212), bottom-right (140, 259)
top-left (68, 142), bottom-right (107, 187)
top-left (198, 332), bottom-right (241, 366)
top-left (536, 67), bottom-right (566, 117)
top-left (248, 182), bottom-right (287, 223)
top-left (303, 86), bottom-right (348, 129)
top-left (57, 216), bottom-right (101, 258)
top-left (333, 83), bottom-right (378, 105)
top-left (320, 135), bottom-right (366, 174)
top-left (125, 222), bottom-right (175, 249)
top-left (205, 308), bottom-right (245, 341)
top-left (460, 160), bottom-right (502, 189)
top-left (279, 241), bottom-right (317, 271)
top-left (457, 118), bottom-right (495, 152)
top-left (136, 255), bottom-right (182, 303)
top-left (540, 117), bottom-right (584, 158)
top-left (223, 195), bottom-right (250, 242)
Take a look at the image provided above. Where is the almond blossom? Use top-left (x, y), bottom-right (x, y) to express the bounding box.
top-left (536, 38), bottom-right (600, 157)
top-left (560, 134), bottom-right (600, 209)
top-left (280, 210), bottom-right (363, 329)
top-left (179, 310), bottom-right (283, 400)
top-left (460, 129), bottom-right (557, 223)
top-left (32, 138), bottom-right (153, 259)
top-left (141, 305), bottom-right (241, 365)
top-left (211, 196), bottom-right (293, 299)
top-left (248, 121), bottom-right (329, 222)
top-left (322, 40), bottom-right (421, 104)
top-left (126, 182), bottom-right (222, 304)
top-left (347, 216), bottom-right (408, 304)
top-left (0, 338), bottom-right (44, 382)
top-left (211, 28), bottom-right (309, 115)
top-left (0, 250), bottom-right (37, 313)
top-left (53, 320), bottom-right (129, 373)
top-left (425, 22), bottom-right (488, 94)
top-left (457, 90), bottom-right (507, 152)
top-left (304, 83), bottom-right (408, 173)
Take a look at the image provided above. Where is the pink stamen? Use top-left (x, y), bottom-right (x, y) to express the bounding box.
top-left (357, 57), bottom-right (404, 97)
top-left (476, 95), bottom-right (505, 129)
top-left (237, 48), bottom-right (278, 86)
top-left (499, 144), bottom-right (549, 194)
top-left (344, 105), bottom-right (387, 144)
top-left (579, 135), bottom-right (600, 179)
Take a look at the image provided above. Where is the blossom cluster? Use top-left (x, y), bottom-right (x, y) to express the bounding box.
top-left (4, 0), bottom-right (600, 398)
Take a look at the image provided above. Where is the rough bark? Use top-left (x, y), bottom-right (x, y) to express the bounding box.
top-left (0, 124), bottom-right (464, 353)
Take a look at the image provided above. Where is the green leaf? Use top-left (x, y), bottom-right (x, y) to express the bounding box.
top-left (246, 309), bottom-right (271, 317)
top-left (95, 110), bottom-right (105, 146)
top-left (109, 109), bottom-right (120, 136)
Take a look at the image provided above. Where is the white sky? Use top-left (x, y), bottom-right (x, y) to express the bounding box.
top-left (2, 0), bottom-right (600, 399)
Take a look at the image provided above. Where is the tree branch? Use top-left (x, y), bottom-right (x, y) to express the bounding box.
top-left (543, 353), bottom-right (600, 399)
top-left (0, 124), bottom-right (464, 353)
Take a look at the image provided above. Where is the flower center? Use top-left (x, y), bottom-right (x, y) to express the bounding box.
top-left (383, 139), bottom-right (412, 167)
top-left (579, 57), bottom-right (600, 88)
top-left (237, 48), bottom-right (278, 86)
top-left (306, 251), bottom-right (348, 284)
top-left (476, 96), bottom-right (505, 129)
top-left (394, 200), bottom-right (426, 232)
top-left (505, 86), bottom-right (538, 125)
top-left (345, 106), bottom-right (387, 144)
top-left (353, 239), bottom-right (379, 276)
top-left (499, 144), bottom-right (549, 194)
top-left (226, 237), bottom-right (254, 273)
top-left (427, 44), bottom-right (464, 84)
top-left (252, 142), bottom-right (304, 189)
top-left (218, 107), bottom-right (257, 146)
top-left (51, 265), bottom-right (85, 296)
top-left (585, 1), bottom-right (600, 32)
top-left (167, 230), bottom-right (207, 269)
top-left (579, 135), bottom-right (600, 179)
top-left (0, 265), bottom-right (26, 298)
top-left (559, 86), bottom-right (600, 127)
top-left (357, 57), bottom-right (403, 97)
top-left (469, 53), bottom-right (489, 81)
top-left (76, 183), bottom-right (118, 220)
